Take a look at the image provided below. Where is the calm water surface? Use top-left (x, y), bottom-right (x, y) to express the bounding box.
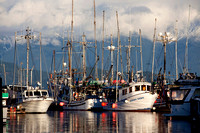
top-left (3, 111), bottom-right (200, 133)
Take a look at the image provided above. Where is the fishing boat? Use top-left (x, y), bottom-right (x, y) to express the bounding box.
top-left (7, 27), bottom-right (53, 113)
top-left (100, 20), bottom-right (157, 111)
top-left (55, 80), bottom-right (106, 111)
top-left (7, 84), bottom-right (53, 113)
top-left (101, 80), bottom-right (157, 111)
top-left (164, 73), bottom-right (200, 119)
top-left (49, 31), bottom-right (107, 111)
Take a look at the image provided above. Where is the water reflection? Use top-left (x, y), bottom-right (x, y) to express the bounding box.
top-left (4, 111), bottom-right (200, 133)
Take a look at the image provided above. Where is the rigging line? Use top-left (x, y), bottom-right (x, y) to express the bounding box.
top-left (184, 5), bottom-right (191, 73)
top-left (72, 46), bottom-right (80, 69)
top-left (29, 43), bottom-right (39, 83)
top-left (41, 44), bottom-right (49, 79)
top-left (87, 46), bottom-right (96, 55)
top-left (178, 56), bottom-right (184, 73)
top-left (167, 45), bottom-right (175, 76)
top-left (104, 54), bottom-right (111, 72)
top-left (86, 49), bottom-right (92, 70)
top-left (55, 53), bottom-right (63, 71)
top-left (50, 53), bottom-right (53, 74)
top-left (13, 38), bottom-right (20, 84)
top-left (154, 45), bottom-right (164, 74)
top-left (13, 33), bottom-right (17, 85)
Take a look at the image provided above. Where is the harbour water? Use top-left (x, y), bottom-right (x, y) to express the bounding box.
top-left (3, 111), bottom-right (200, 133)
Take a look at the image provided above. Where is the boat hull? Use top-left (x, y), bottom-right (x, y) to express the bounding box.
top-left (3, 107), bottom-right (8, 123)
top-left (61, 98), bottom-right (103, 111)
top-left (103, 92), bottom-right (157, 111)
top-left (21, 98), bottom-right (53, 113)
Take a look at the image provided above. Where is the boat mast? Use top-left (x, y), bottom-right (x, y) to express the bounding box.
top-left (116, 11), bottom-right (119, 103)
top-left (3, 64), bottom-right (6, 85)
top-left (30, 67), bottom-right (34, 86)
top-left (126, 49), bottom-right (128, 80)
top-left (116, 12), bottom-right (123, 79)
top-left (13, 32), bottom-right (17, 86)
top-left (139, 29), bottom-right (143, 81)
top-left (110, 34), bottom-right (114, 82)
top-left (184, 5), bottom-right (191, 74)
top-left (69, 0), bottom-right (74, 102)
top-left (25, 27), bottom-right (31, 88)
top-left (39, 32), bottom-right (42, 89)
top-left (101, 10), bottom-right (105, 81)
top-left (175, 20), bottom-right (178, 80)
top-left (127, 31), bottom-right (131, 81)
top-left (163, 33), bottom-right (167, 84)
top-left (82, 33), bottom-right (86, 81)
top-left (93, 0), bottom-right (98, 80)
top-left (151, 18), bottom-right (157, 83)
top-left (53, 50), bottom-right (56, 100)
top-left (62, 21), bottom-right (65, 74)
top-left (20, 62), bottom-right (23, 86)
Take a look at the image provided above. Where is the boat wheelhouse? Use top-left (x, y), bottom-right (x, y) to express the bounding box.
top-left (7, 85), bottom-right (53, 113)
top-left (102, 81), bottom-right (157, 111)
top-left (166, 86), bottom-right (200, 118)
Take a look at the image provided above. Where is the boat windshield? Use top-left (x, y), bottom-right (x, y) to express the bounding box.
top-left (171, 89), bottom-right (190, 101)
top-left (192, 88), bottom-right (200, 99)
top-left (41, 91), bottom-right (48, 96)
top-left (34, 91), bottom-right (41, 96)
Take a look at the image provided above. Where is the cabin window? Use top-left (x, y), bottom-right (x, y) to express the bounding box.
top-left (42, 91), bottom-right (48, 96)
top-left (171, 89), bottom-right (189, 101)
top-left (135, 86), bottom-right (140, 91)
top-left (129, 87), bottom-right (132, 93)
top-left (142, 85), bottom-right (146, 91)
top-left (192, 88), bottom-right (200, 98)
top-left (26, 91), bottom-right (33, 96)
top-left (34, 91), bottom-right (41, 96)
top-left (122, 89), bottom-right (127, 95)
top-left (147, 86), bottom-right (150, 91)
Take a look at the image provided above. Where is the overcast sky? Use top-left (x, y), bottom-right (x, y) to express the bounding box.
top-left (0, 0), bottom-right (200, 46)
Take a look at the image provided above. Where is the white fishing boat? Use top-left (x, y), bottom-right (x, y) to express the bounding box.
top-left (59, 97), bottom-right (97, 111)
top-left (57, 82), bottom-right (106, 110)
top-left (21, 90), bottom-right (53, 113)
top-left (102, 81), bottom-right (157, 111)
top-left (7, 27), bottom-right (53, 113)
top-left (101, 23), bottom-right (157, 111)
top-left (8, 85), bottom-right (53, 113)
